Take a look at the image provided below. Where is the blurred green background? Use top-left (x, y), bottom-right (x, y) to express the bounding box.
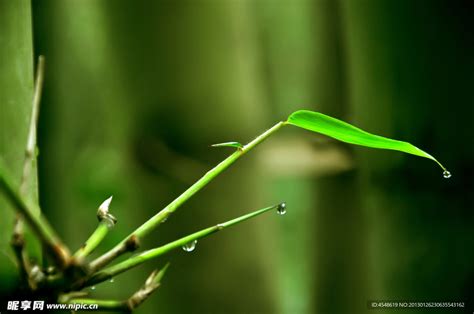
top-left (1, 0), bottom-right (473, 313)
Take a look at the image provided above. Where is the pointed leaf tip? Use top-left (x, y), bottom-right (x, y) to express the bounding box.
top-left (99, 196), bottom-right (113, 212)
top-left (145, 263), bottom-right (170, 288)
top-left (211, 141), bottom-right (243, 149)
top-left (97, 196), bottom-right (117, 225)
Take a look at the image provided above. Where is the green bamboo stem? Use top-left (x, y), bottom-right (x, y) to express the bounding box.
top-left (73, 222), bottom-right (109, 261)
top-left (0, 163), bottom-right (70, 267)
top-left (86, 203), bottom-right (281, 287)
top-left (90, 121), bottom-right (286, 271)
top-left (88, 235), bottom-right (139, 272)
top-left (73, 197), bottom-right (116, 260)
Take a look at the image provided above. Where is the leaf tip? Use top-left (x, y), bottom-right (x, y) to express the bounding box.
top-left (211, 141), bottom-right (243, 149)
top-left (97, 196), bottom-right (117, 226)
top-left (99, 196), bottom-right (113, 212)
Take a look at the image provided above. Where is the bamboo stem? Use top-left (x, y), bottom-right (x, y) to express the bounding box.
top-left (88, 235), bottom-right (139, 273)
top-left (90, 122), bottom-right (286, 271)
top-left (85, 203), bottom-right (281, 287)
top-left (73, 223), bottom-right (109, 261)
top-left (73, 197), bottom-right (116, 260)
top-left (0, 164), bottom-right (70, 268)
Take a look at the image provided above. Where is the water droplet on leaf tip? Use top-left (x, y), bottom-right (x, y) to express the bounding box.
top-left (182, 240), bottom-right (197, 252)
top-left (443, 170), bottom-right (452, 179)
top-left (277, 202), bottom-right (287, 215)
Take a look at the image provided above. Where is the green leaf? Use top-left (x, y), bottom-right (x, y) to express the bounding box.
top-left (286, 110), bottom-right (447, 172)
top-left (211, 141), bottom-right (243, 149)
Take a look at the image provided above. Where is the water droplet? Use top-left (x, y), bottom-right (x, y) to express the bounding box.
top-left (443, 170), bottom-right (451, 179)
top-left (90, 286), bottom-right (96, 291)
top-left (161, 217), bottom-right (168, 223)
top-left (276, 202), bottom-right (287, 215)
top-left (30, 265), bottom-right (45, 282)
top-left (109, 278), bottom-right (114, 283)
top-left (182, 240), bottom-right (197, 252)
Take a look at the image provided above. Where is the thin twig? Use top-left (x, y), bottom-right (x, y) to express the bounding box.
top-left (85, 203), bottom-right (281, 287)
top-left (88, 235), bottom-right (139, 273)
top-left (0, 164), bottom-right (71, 268)
top-left (20, 55), bottom-right (45, 195)
top-left (90, 122), bottom-right (286, 271)
top-left (126, 263), bottom-right (169, 310)
top-left (10, 56), bottom-right (45, 280)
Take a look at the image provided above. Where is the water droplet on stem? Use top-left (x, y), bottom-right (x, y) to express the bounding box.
top-left (277, 203), bottom-right (287, 215)
top-left (182, 240), bottom-right (197, 252)
top-left (443, 170), bottom-right (452, 179)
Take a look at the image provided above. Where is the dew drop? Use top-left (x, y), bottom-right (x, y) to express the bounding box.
top-left (30, 265), bottom-right (45, 282)
top-left (90, 286), bottom-right (96, 291)
top-left (443, 170), bottom-right (452, 179)
top-left (109, 278), bottom-right (114, 283)
top-left (277, 202), bottom-right (287, 215)
top-left (182, 240), bottom-right (197, 252)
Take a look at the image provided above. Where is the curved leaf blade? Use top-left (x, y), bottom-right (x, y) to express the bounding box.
top-left (211, 141), bottom-right (243, 149)
top-left (286, 110), bottom-right (447, 171)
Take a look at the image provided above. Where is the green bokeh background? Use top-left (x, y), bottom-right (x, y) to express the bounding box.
top-left (1, 0), bottom-right (473, 313)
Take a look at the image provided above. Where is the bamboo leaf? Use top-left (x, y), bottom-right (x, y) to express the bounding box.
top-left (211, 141), bottom-right (243, 149)
top-left (286, 110), bottom-right (448, 172)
